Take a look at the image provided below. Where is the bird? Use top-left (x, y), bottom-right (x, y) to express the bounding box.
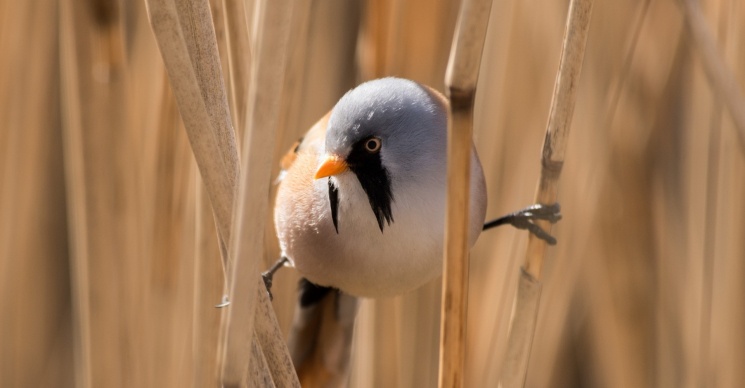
top-left (267, 77), bottom-right (560, 386)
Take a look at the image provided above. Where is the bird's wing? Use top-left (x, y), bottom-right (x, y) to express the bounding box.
top-left (279, 111), bottom-right (331, 175)
top-left (287, 278), bottom-right (358, 388)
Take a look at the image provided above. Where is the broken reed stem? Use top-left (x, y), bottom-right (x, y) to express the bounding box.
top-left (499, 0), bottom-right (593, 387)
top-left (439, 0), bottom-right (493, 387)
top-left (221, 0), bottom-right (299, 386)
top-left (679, 0), bottom-right (745, 152)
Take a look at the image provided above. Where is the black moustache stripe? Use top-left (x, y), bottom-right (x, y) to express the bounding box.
top-left (327, 138), bottom-right (395, 234)
top-left (328, 177), bottom-right (340, 233)
top-left (346, 142), bottom-right (394, 233)
top-left (351, 164), bottom-right (394, 232)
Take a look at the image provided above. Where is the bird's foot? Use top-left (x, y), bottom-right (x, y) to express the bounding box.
top-left (262, 256), bottom-right (289, 300)
top-left (483, 203), bottom-right (562, 245)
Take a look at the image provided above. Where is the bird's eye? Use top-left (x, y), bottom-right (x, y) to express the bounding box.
top-left (364, 137), bottom-right (382, 153)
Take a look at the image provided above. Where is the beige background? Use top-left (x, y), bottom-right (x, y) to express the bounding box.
top-left (1, 0), bottom-right (744, 386)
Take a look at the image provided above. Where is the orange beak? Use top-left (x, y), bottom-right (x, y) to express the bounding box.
top-left (314, 154), bottom-right (349, 179)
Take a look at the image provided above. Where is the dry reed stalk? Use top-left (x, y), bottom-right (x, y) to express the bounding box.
top-left (145, 0), bottom-right (239, 253)
top-left (700, 96), bottom-right (722, 388)
top-left (59, 2), bottom-right (92, 386)
top-left (272, 0), bottom-right (312, 158)
top-left (219, 0), bottom-right (252, 140)
top-left (439, 0), bottom-right (493, 387)
top-left (499, 0), bottom-right (592, 387)
top-left (679, 0), bottom-right (745, 151)
top-left (144, 0), bottom-right (297, 386)
top-left (220, 0), bottom-right (298, 386)
top-left (253, 286), bottom-right (300, 387)
top-left (357, 0), bottom-right (391, 81)
top-left (697, 2), bottom-right (732, 384)
top-left (249, 335), bottom-right (276, 387)
top-left (192, 178), bottom-right (225, 387)
top-left (601, 0), bottom-right (651, 131)
top-left (145, 0), bottom-right (243, 383)
top-left (519, 2), bottom-right (652, 386)
top-left (190, 1), bottom-right (248, 386)
top-left (59, 1), bottom-right (151, 386)
top-left (0, 2), bottom-right (75, 386)
top-left (59, 0), bottom-right (204, 384)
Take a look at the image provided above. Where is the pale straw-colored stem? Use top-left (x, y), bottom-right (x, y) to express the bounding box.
top-left (220, 0), bottom-right (299, 386)
top-left (59, 1), bottom-right (92, 386)
top-left (220, 0), bottom-right (252, 140)
top-left (192, 178), bottom-right (225, 387)
top-left (145, 0), bottom-right (239, 251)
top-left (499, 0), bottom-right (593, 387)
top-left (145, 0), bottom-right (298, 386)
top-left (439, 0), bottom-right (493, 387)
top-left (679, 0), bottom-right (745, 152)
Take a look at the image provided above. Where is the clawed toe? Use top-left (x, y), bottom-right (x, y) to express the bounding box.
top-left (262, 272), bottom-right (275, 301)
top-left (483, 203), bottom-right (562, 245)
top-left (261, 256), bottom-right (290, 301)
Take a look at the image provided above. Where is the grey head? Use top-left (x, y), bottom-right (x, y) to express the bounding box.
top-left (323, 77), bottom-right (448, 233)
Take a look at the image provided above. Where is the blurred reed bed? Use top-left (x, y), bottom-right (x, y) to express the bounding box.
top-left (1, 0), bottom-right (744, 387)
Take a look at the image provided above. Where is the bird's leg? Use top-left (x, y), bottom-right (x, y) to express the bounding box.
top-left (262, 256), bottom-right (289, 300)
top-left (483, 203), bottom-right (562, 245)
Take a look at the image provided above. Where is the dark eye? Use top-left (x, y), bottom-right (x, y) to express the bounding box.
top-left (364, 137), bottom-right (382, 153)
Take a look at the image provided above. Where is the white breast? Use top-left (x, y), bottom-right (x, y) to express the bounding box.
top-left (274, 149), bottom-right (487, 298)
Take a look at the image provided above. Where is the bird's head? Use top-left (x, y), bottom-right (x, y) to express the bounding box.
top-left (314, 77), bottom-right (447, 233)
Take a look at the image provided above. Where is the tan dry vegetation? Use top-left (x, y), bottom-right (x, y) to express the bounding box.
top-left (1, 0), bottom-right (744, 387)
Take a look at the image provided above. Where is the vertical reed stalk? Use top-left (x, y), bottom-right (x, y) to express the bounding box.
top-left (59, 1), bottom-right (92, 385)
top-left (192, 178), bottom-right (224, 387)
top-left (220, 0), bottom-right (299, 386)
top-left (679, 0), bottom-right (745, 151)
top-left (439, 0), bottom-right (493, 387)
top-left (220, 0), bottom-right (252, 140)
top-left (145, 0), bottom-right (298, 386)
top-left (499, 0), bottom-right (592, 386)
top-left (145, 0), bottom-right (239, 253)
top-left (698, 2), bottom-right (731, 384)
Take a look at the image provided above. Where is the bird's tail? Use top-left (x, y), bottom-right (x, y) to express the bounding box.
top-left (287, 278), bottom-right (358, 388)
